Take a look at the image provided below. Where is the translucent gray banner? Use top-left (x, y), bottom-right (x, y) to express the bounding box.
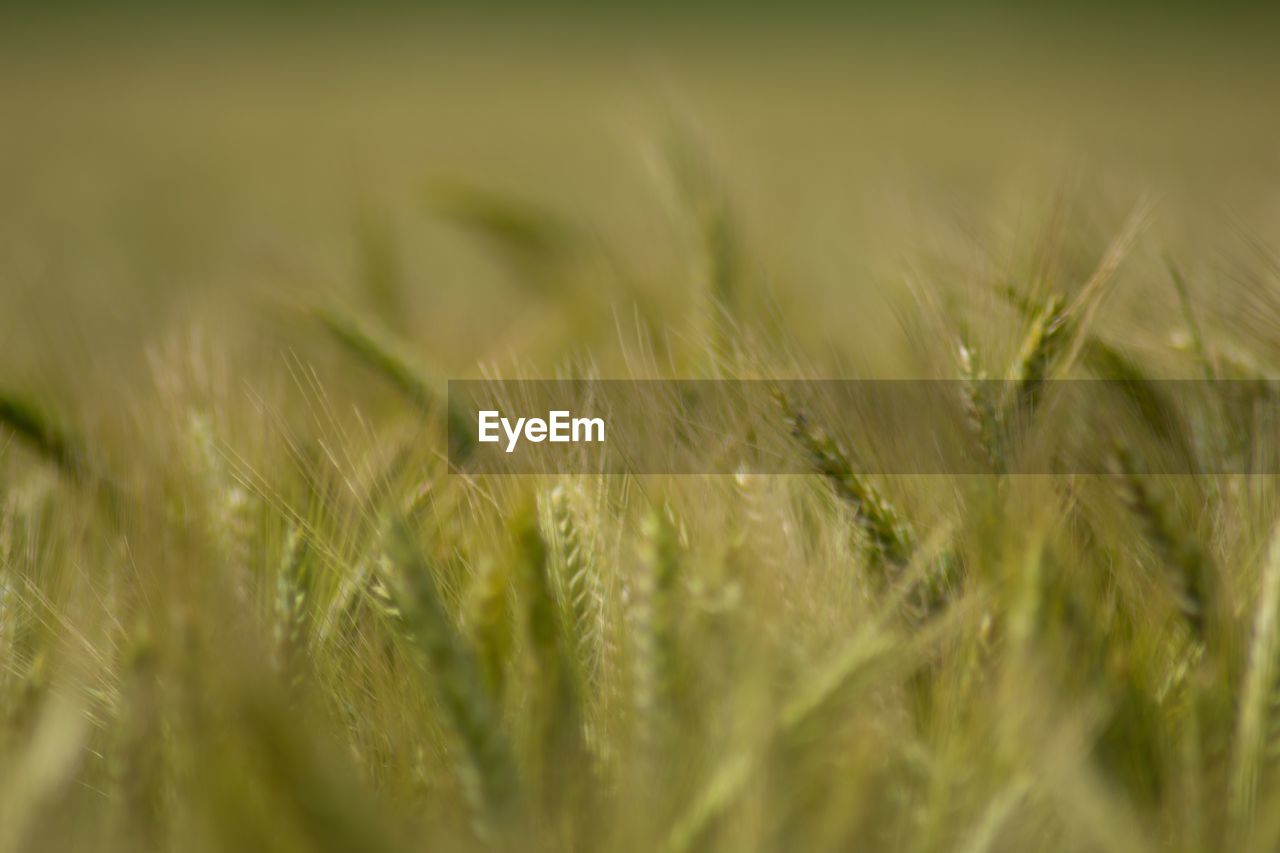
top-left (447, 380), bottom-right (1280, 475)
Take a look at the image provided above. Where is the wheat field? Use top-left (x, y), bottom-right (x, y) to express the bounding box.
top-left (2, 8), bottom-right (1280, 852)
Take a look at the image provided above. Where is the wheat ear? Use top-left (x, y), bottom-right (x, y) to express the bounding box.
top-left (773, 385), bottom-right (914, 568)
top-left (632, 508), bottom-right (681, 756)
top-left (548, 484), bottom-right (603, 689)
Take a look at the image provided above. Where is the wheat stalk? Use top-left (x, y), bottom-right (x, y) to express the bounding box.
top-left (1230, 522), bottom-right (1280, 843)
top-left (0, 393), bottom-right (122, 520)
top-left (0, 393), bottom-right (89, 483)
top-left (1006, 293), bottom-right (1070, 420)
top-left (958, 338), bottom-right (1003, 472)
top-left (467, 556), bottom-right (512, 698)
top-left (547, 484), bottom-right (604, 690)
top-left (380, 519), bottom-right (518, 833)
top-left (632, 508), bottom-right (681, 759)
top-left (773, 384), bottom-right (914, 569)
top-left (1110, 447), bottom-right (1216, 643)
top-left (272, 523), bottom-right (312, 687)
top-left (317, 309), bottom-right (475, 456)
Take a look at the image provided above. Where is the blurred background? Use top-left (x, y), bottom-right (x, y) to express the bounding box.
top-left (2, 3), bottom-right (1279, 395)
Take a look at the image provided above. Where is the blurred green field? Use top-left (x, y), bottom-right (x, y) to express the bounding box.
top-left (2, 9), bottom-right (1280, 852)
